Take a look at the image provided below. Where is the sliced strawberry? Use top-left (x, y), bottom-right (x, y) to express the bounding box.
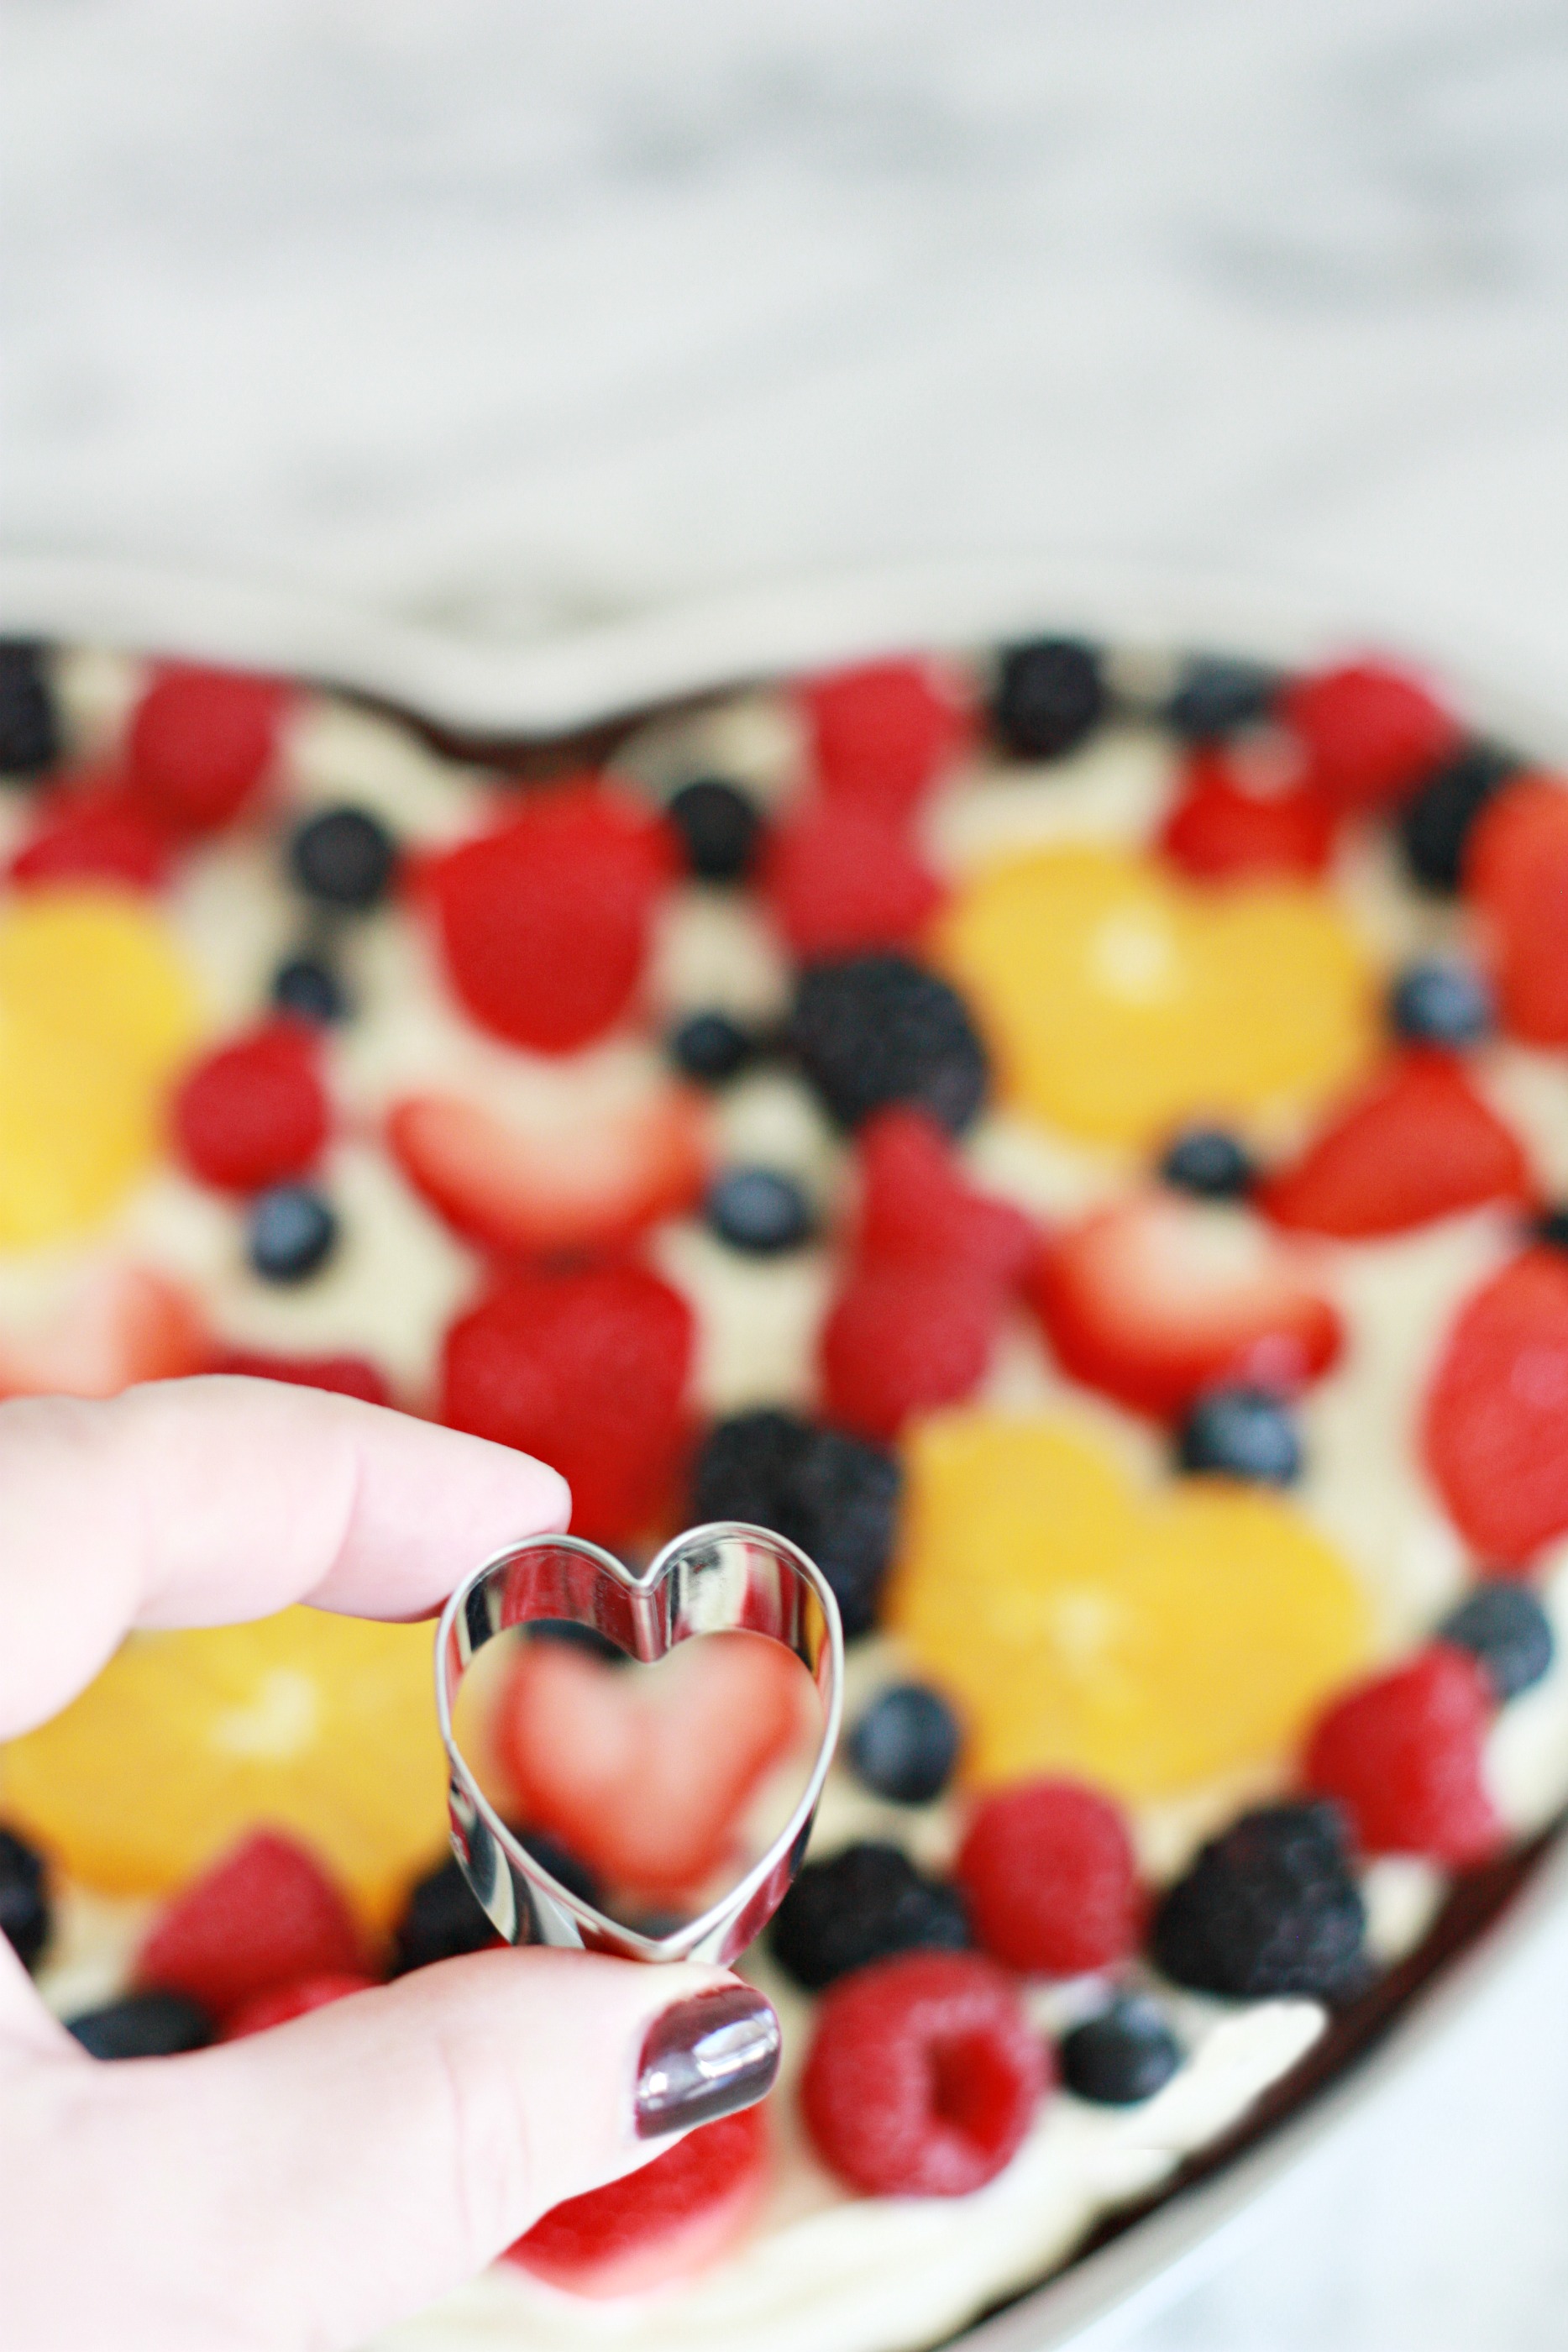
top-left (135, 1830), bottom-right (363, 2020)
top-left (1031, 1191), bottom-right (1341, 1417)
top-left (1425, 1247), bottom-right (1568, 1562)
top-left (127, 662), bottom-right (290, 834)
top-left (388, 1086), bottom-right (708, 1257)
top-left (821, 1260), bottom-right (998, 1442)
top-left (506, 2106), bottom-right (769, 2298)
top-left (497, 1633), bottom-right (806, 1897)
top-left (1465, 774), bottom-right (1568, 1045)
top-left (223, 1971), bottom-right (378, 2040)
top-left (1261, 1052), bottom-right (1532, 1239)
top-left (213, 1349), bottom-right (391, 1406)
top-left (1159, 745), bottom-right (1336, 882)
top-left (763, 800), bottom-right (946, 959)
top-left (427, 784), bottom-right (676, 1053)
top-left (800, 658), bottom-right (970, 818)
top-left (853, 1108), bottom-right (1036, 1284)
top-left (0, 1266), bottom-right (209, 1401)
top-left (11, 779), bottom-right (172, 890)
top-left (1278, 659), bottom-right (1460, 811)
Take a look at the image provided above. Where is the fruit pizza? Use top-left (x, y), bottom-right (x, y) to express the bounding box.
top-left (1, 628), bottom-right (1566, 2352)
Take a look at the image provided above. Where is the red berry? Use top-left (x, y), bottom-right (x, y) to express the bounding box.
top-left (1303, 1645), bottom-right (1502, 1865)
top-left (855, 1109), bottom-right (1036, 1284)
top-left (800, 658), bottom-right (969, 819)
top-left (214, 1349), bottom-right (391, 1406)
top-left (1465, 775), bottom-right (1568, 1045)
top-left (171, 1025), bottom-right (329, 1193)
top-left (955, 1780), bottom-right (1142, 1975)
top-left (127, 663), bottom-right (288, 833)
top-left (1160, 746), bottom-right (1336, 882)
top-left (506, 2106), bottom-right (769, 2298)
top-left (1261, 1052), bottom-right (1533, 1239)
top-left (223, 1971), bottom-right (378, 2040)
top-left (1425, 1248), bottom-right (1568, 1563)
top-left (11, 780), bottom-right (171, 890)
top-left (763, 800), bottom-right (945, 959)
top-left (1278, 660), bottom-right (1460, 811)
top-left (801, 1950), bottom-right (1048, 2197)
top-left (134, 1830), bottom-right (363, 2020)
top-left (440, 1263), bottom-right (694, 1545)
top-left (427, 784), bottom-right (675, 1053)
top-left (821, 1260), bottom-right (997, 1442)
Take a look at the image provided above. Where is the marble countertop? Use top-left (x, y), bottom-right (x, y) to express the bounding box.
top-left (6, 1), bottom-right (1568, 2344)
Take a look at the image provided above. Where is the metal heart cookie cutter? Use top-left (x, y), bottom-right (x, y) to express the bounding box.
top-left (435, 1522), bottom-right (844, 1966)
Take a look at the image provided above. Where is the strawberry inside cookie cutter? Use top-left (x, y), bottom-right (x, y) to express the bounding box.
top-left (434, 1524), bottom-right (843, 1965)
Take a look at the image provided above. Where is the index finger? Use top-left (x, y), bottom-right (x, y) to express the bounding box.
top-left (0, 1378), bottom-right (570, 1739)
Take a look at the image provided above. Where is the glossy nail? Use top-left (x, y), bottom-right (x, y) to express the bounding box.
top-left (635, 1983), bottom-right (781, 2139)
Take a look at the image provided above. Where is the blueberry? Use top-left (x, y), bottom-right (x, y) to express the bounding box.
top-left (768, 1840), bottom-right (969, 1991)
top-left (1388, 960), bottom-right (1492, 1047)
top-left (992, 638), bottom-right (1106, 761)
top-left (247, 1184), bottom-right (338, 1283)
top-left (517, 1832), bottom-right (602, 1908)
top-left (670, 1009), bottom-right (753, 1085)
top-left (68, 1989), bottom-right (215, 2060)
top-left (1163, 655), bottom-right (1279, 743)
top-left (0, 1827), bottom-right (49, 1973)
top-left (1061, 1995), bottom-right (1183, 2105)
top-left (1151, 1801), bottom-right (1367, 2002)
top-left (1398, 743), bottom-right (1522, 895)
top-left (847, 1683), bottom-right (962, 1804)
top-left (1178, 1388), bottom-right (1302, 1485)
top-left (0, 641), bottom-right (58, 777)
top-left (270, 953), bottom-right (349, 1026)
top-left (288, 805), bottom-right (398, 911)
top-left (790, 954), bottom-right (989, 1136)
top-left (668, 778), bottom-right (763, 882)
top-left (692, 1410), bottom-right (900, 1639)
top-left (1159, 1126), bottom-right (1256, 1200)
top-left (1438, 1582), bottom-right (1555, 1703)
top-left (390, 1855), bottom-right (498, 1974)
top-left (707, 1167), bottom-right (814, 1255)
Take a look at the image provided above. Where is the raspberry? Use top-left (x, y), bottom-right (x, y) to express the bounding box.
top-left (427, 783), bottom-right (675, 1053)
top-left (800, 1950), bottom-right (1049, 2197)
top-left (1150, 1801), bottom-right (1366, 2001)
top-left (506, 2106), bottom-right (769, 2298)
top-left (1303, 1645), bottom-right (1502, 1866)
top-left (11, 783), bottom-right (171, 890)
top-left (768, 1841), bottom-right (969, 1991)
top-left (690, 1410), bottom-right (899, 1639)
top-left (764, 800), bottom-right (945, 959)
top-left (440, 1263), bottom-right (694, 1546)
top-left (789, 954), bottom-right (989, 1135)
top-left (127, 662), bottom-right (288, 833)
top-left (801, 659), bottom-right (969, 818)
top-left (223, 1971), bottom-right (377, 2039)
top-left (820, 1259), bottom-right (996, 1442)
top-left (214, 1349), bottom-right (391, 1406)
top-left (134, 1830), bottom-right (363, 2021)
top-left (172, 1025), bottom-right (329, 1193)
top-left (1278, 660), bottom-right (1460, 811)
top-left (854, 1108), bottom-right (1035, 1284)
top-left (954, 1780), bottom-right (1141, 1975)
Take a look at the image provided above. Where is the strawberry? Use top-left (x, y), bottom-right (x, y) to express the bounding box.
top-left (1465, 774), bottom-right (1568, 1044)
top-left (387, 1085), bottom-right (708, 1257)
top-left (427, 784), bottom-right (676, 1053)
top-left (1261, 1052), bottom-right (1532, 1238)
top-left (506, 2106), bottom-right (769, 2298)
top-left (1425, 1247), bottom-right (1568, 1562)
top-left (440, 1262), bottom-right (694, 1545)
top-left (134, 1830), bottom-right (363, 2021)
top-left (800, 658), bottom-right (969, 819)
top-left (821, 1261), bottom-right (998, 1442)
top-left (0, 1266), bottom-right (208, 1401)
top-left (1303, 1645), bottom-right (1502, 1865)
top-left (11, 779), bottom-right (171, 890)
top-left (853, 1108), bottom-right (1036, 1284)
top-left (763, 799), bottom-right (945, 960)
top-left (213, 1349), bottom-right (391, 1406)
top-left (1159, 746), bottom-right (1336, 882)
top-left (498, 1632), bottom-right (805, 1897)
top-left (1278, 660), bottom-right (1460, 811)
top-left (172, 1025), bottom-right (330, 1194)
top-left (223, 1971), bottom-right (378, 2039)
top-left (127, 663), bottom-right (289, 834)
top-left (1031, 1190), bottom-right (1340, 1416)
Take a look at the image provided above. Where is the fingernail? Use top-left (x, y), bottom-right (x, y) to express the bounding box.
top-left (635, 1984), bottom-right (780, 2139)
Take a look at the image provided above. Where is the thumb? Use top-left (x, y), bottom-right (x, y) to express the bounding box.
top-left (11, 1950), bottom-right (779, 2352)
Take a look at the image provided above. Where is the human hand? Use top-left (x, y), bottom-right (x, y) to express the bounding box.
top-left (0, 1379), bottom-right (779, 2352)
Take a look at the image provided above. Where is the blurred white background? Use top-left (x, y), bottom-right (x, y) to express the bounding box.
top-left (6, 2), bottom-right (1568, 2344)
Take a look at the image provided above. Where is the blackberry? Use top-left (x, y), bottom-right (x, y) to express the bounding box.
top-left (669, 1009), bottom-right (753, 1085)
top-left (248, 1184), bottom-right (338, 1283)
top-left (1398, 743), bottom-right (1521, 895)
top-left (271, 953), bottom-right (349, 1026)
top-left (1159, 1126), bottom-right (1255, 1200)
top-left (1538, 1206), bottom-right (1568, 1252)
top-left (1163, 654), bottom-right (1279, 743)
top-left (691, 1410), bottom-right (899, 1638)
top-left (0, 1826), bottom-right (49, 1973)
top-left (1150, 1801), bottom-right (1367, 2001)
top-left (789, 954), bottom-right (988, 1136)
top-left (992, 638), bottom-right (1105, 761)
top-left (1060, 1994), bottom-right (1183, 2105)
top-left (1178, 1387), bottom-right (1301, 1485)
top-left (68, 1989), bottom-right (215, 2060)
top-left (0, 640), bottom-right (58, 777)
top-left (390, 1855), bottom-right (497, 1974)
top-left (668, 778), bottom-right (763, 882)
top-left (1388, 960), bottom-right (1492, 1047)
top-left (1438, 1581), bottom-right (1555, 1703)
top-left (517, 1832), bottom-right (602, 1909)
top-left (288, 805), bottom-right (398, 911)
top-left (527, 1619), bottom-right (628, 1667)
top-left (847, 1683), bottom-right (962, 1805)
top-left (768, 1840), bottom-right (968, 1991)
top-left (706, 1167), bottom-right (814, 1255)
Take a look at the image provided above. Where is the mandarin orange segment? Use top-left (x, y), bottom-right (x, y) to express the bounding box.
top-left (0, 1609), bottom-right (448, 1925)
top-left (887, 1411), bottom-right (1373, 1800)
top-left (932, 844), bottom-right (1377, 1148)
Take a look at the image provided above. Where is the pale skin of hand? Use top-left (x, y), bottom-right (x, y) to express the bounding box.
top-left (0, 1379), bottom-right (745, 2352)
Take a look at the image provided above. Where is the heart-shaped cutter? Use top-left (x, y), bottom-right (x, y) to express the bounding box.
top-left (435, 1520), bottom-right (844, 1966)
